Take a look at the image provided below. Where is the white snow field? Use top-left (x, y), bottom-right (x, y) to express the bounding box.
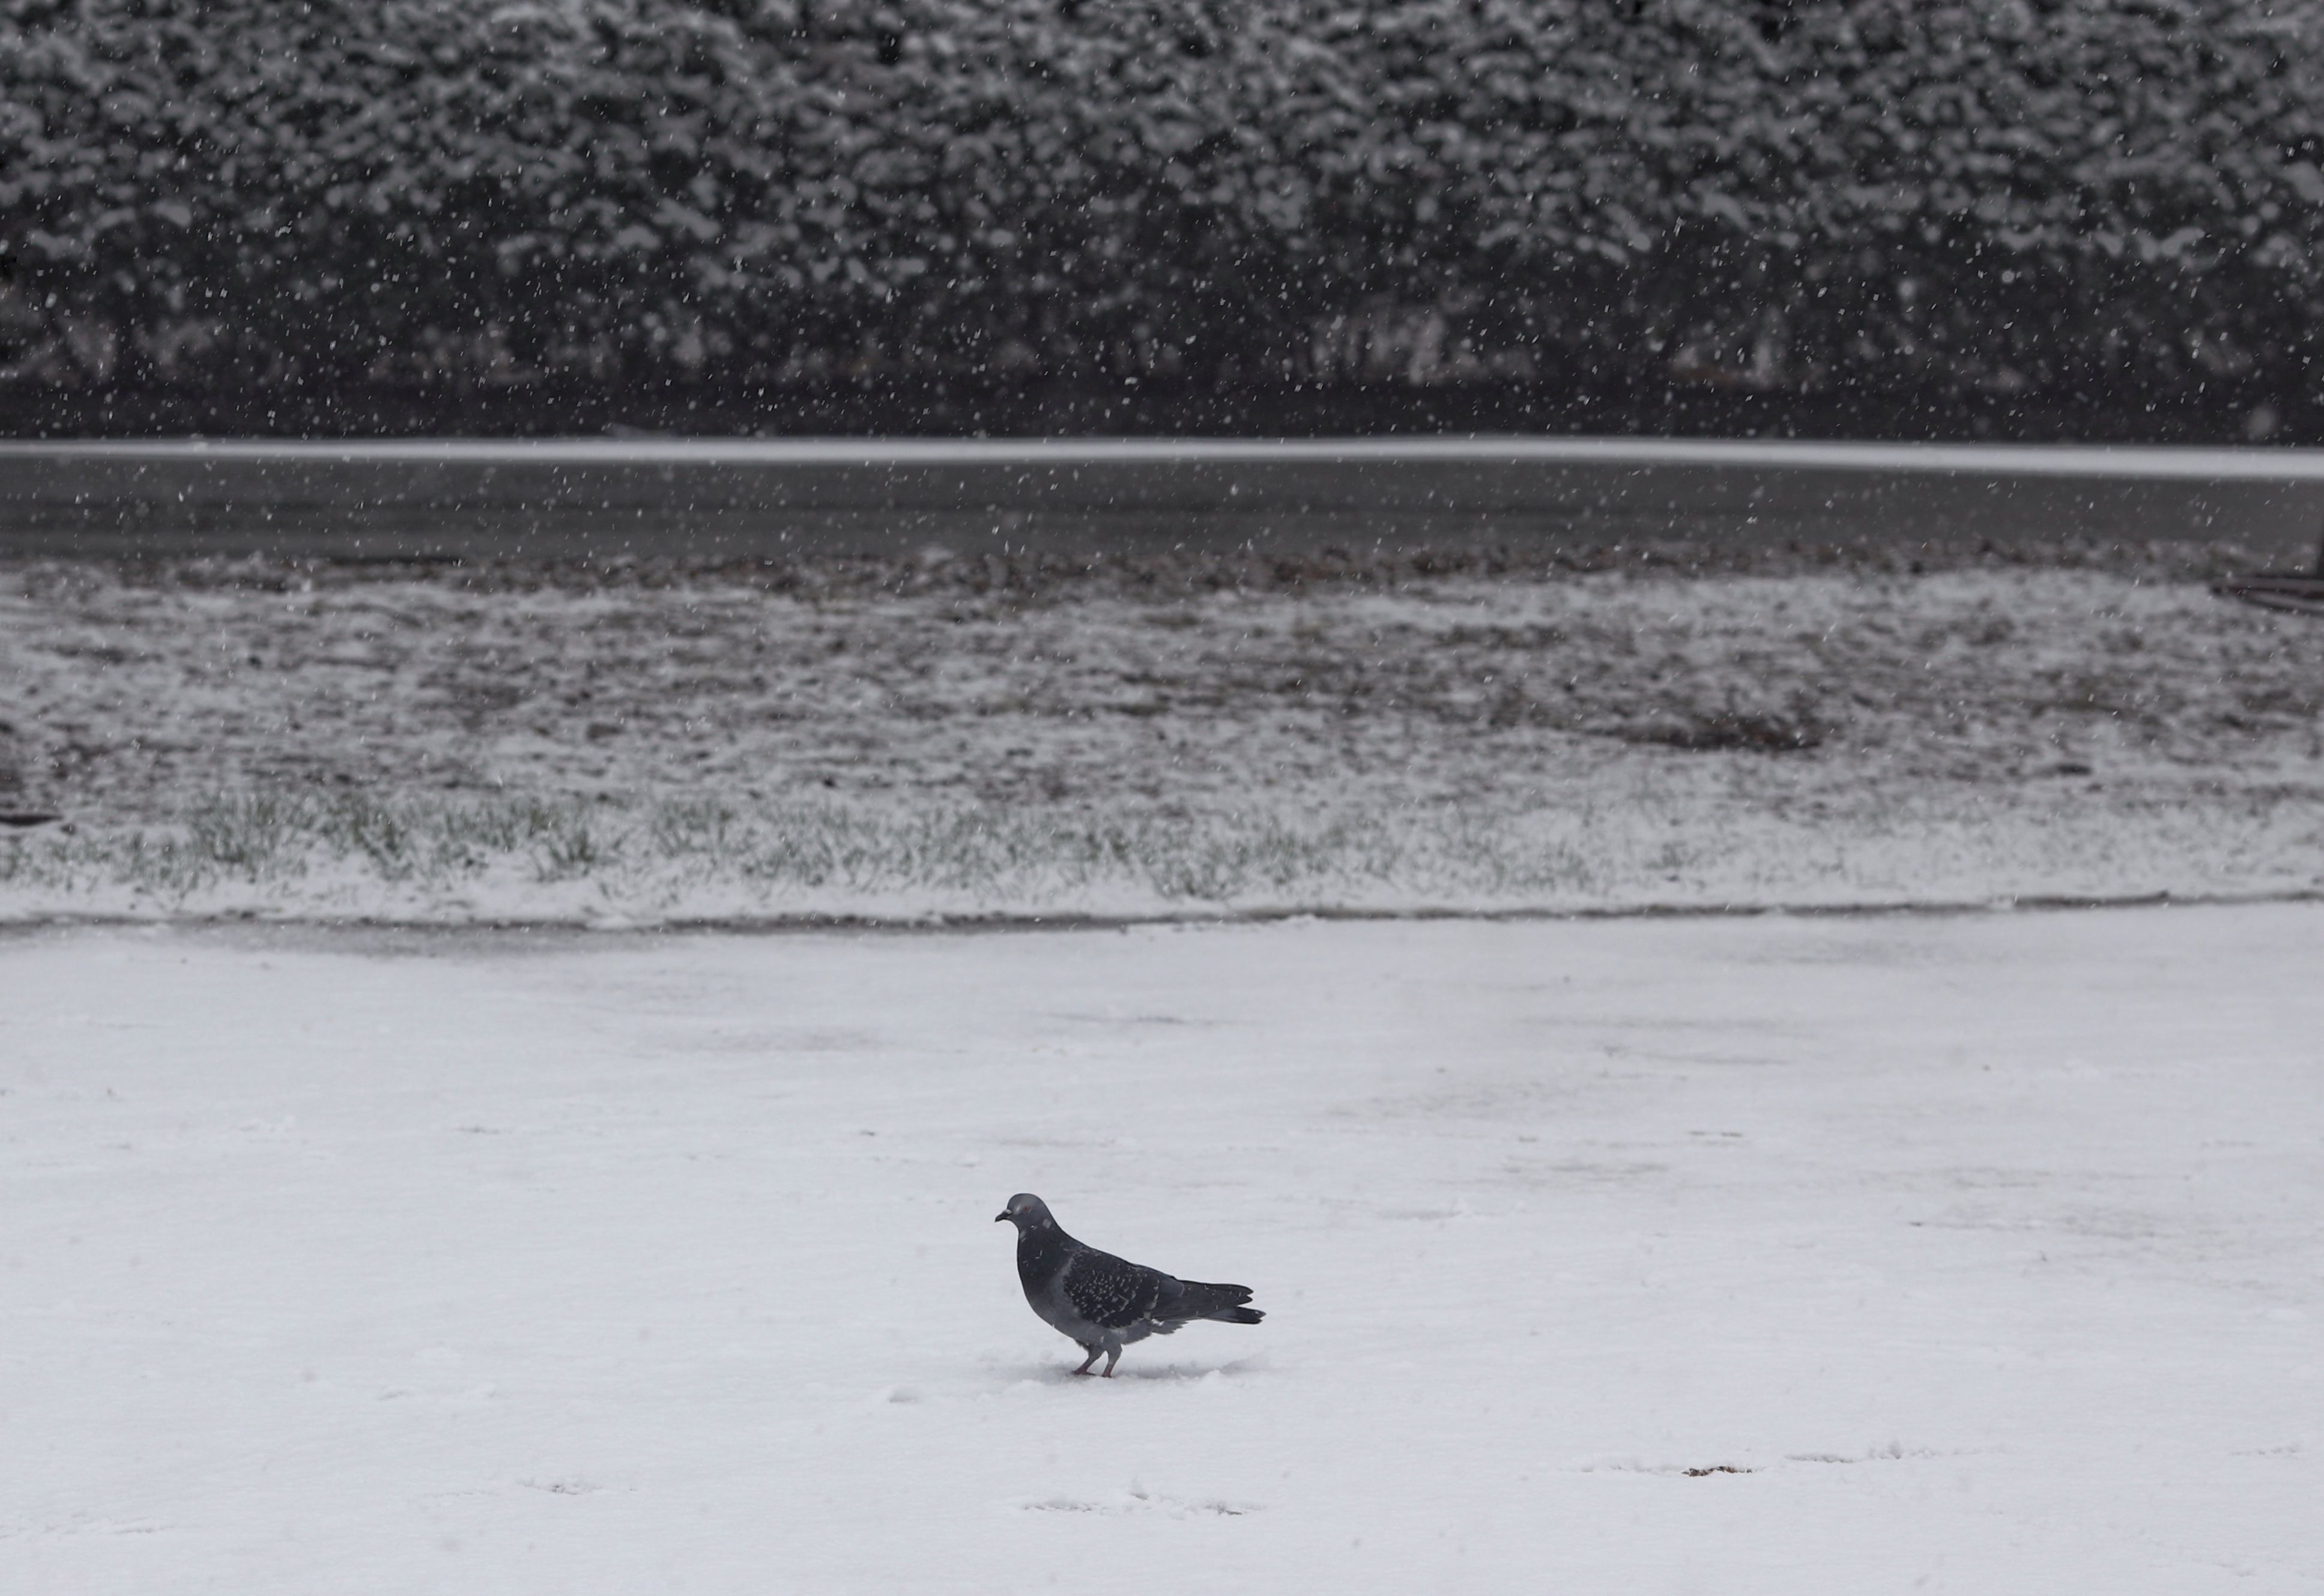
top-left (4, 907), bottom-right (2319, 1594)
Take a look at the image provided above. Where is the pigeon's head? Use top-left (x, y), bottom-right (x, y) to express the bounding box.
top-left (995, 1193), bottom-right (1055, 1230)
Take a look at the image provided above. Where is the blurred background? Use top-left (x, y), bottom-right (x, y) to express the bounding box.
top-left (5, 0), bottom-right (2320, 440)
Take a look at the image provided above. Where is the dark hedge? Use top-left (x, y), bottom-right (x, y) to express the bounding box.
top-left (4, 0), bottom-right (2322, 431)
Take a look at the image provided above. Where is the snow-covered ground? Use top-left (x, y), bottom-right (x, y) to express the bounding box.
top-left (4, 907), bottom-right (2317, 1592)
top-left (4, 552), bottom-right (2321, 921)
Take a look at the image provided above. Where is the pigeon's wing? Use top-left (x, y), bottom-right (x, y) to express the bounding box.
top-left (1137, 1275), bottom-right (1191, 1331)
top-left (1058, 1247), bottom-right (1168, 1331)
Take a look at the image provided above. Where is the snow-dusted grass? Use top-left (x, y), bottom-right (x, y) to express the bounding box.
top-left (0, 794), bottom-right (1585, 918)
top-left (4, 784), bottom-right (2320, 923)
top-left (3, 907), bottom-right (2318, 1591)
top-left (5, 552), bottom-right (2323, 920)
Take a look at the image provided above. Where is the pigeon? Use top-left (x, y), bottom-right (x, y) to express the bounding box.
top-left (995, 1193), bottom-right (1263, 1377)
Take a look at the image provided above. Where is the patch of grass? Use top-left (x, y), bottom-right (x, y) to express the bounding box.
top-left (531, 807), bottom-right (607, 882)
top-left (2, 783), bottom-right (2317, 921)
top-left (184, 794), bottom-right (311, 878)
top-left (1615, 696), bottom-right (1830, 753)
top-left (0, 789), bottom-right (1623, 916)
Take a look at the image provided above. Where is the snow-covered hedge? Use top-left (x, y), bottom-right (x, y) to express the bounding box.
top-left (4, 0), bottom-right (2320, 403)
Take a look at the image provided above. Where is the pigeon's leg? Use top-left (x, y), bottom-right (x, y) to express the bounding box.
top-left (1071, 1345), bottom-right (1102, 1377)
top-left (1101, 1347), bottom-right (1122, 1379)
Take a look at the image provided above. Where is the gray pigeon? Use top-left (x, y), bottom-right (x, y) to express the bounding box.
top-left (995, 1193), bottom-right (1263, 1377)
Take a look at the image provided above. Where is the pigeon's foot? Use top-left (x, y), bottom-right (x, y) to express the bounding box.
top-left (1102, 1349), bottom-right (1122, 1378)
top-left (1071, 1346), bottom-right (1102, 1377)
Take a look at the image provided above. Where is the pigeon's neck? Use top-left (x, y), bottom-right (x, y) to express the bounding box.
top-left (1016, 1223), bottom-right (1074, 1277)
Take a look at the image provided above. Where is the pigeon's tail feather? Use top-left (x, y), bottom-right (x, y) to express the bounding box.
top-left (1173, 1280), bottom-right (1263, 1325)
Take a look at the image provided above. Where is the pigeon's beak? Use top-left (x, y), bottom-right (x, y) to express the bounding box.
top-left (994, 1211), bottom-right (1011, 1223)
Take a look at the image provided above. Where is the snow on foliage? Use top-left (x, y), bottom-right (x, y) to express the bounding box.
top-left (1, 0), bottom-right (2319, 397)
